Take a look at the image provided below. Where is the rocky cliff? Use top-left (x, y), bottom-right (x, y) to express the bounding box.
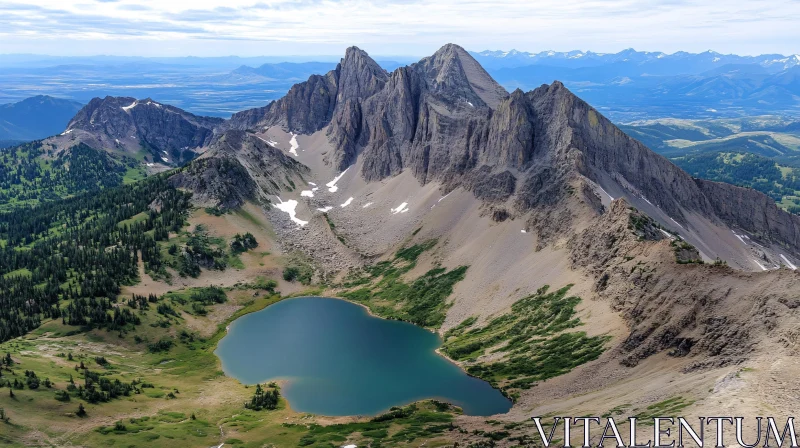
top-left (65, 96), bottom-right (223, 164)
top-left (225, 44), bottom-right (800, 258)
top-left (170, 130), bottom-right (309, 209)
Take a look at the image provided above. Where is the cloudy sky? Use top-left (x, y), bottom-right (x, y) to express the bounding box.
top-left (1, 0), bottom-right (798, 57)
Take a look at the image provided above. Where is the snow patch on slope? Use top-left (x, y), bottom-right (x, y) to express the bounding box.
top-left (780, 254), bottom-right (797, 270)
top-left (326, 168), bottom-right (349, 193)
top-left (391, 202), bottom-right (409, 214)
top-left (288, 133), bottom-right (299, 157)
top-left (274, 197), bottom-right (307, 226)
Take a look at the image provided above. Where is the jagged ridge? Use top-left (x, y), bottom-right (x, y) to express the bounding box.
top-left (170, 130), bottom-right (309, 209)
top-left (227, 44), bottom-right (800, 258)
top-left (65, 96), bottom-right (223, 164)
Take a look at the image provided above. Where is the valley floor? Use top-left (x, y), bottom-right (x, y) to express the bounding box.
top-left (2, 189), bottom-right (798, 447)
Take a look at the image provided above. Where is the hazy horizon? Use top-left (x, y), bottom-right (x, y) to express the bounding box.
top-left (1, 1), bottom-right (798, 58)
top-left (0, 46), bottom-right (798, 61)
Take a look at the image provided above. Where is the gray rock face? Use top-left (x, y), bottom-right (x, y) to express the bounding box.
top-left (226, 47), bottom-right (391, 170)
top-left (538, 81), bottom-right (800, 252)
top-left (227, 47), bottom-right (388, 151)
top-left (355, 43), bottom-right (512, 184)
top-left (226, 44), bottom-right (800, 255)
top-left (695, 179), bottom-right (800, 250)
top-left (228, 72), bottom-right (339, 134)
top-left (67, 96), bottom-right (222, 164)
top-left (170, 130), bottom-right (309, 209)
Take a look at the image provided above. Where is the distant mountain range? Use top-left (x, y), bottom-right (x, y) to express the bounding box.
top-left (0, 95), bottom-right (83, 141)
top-left (471, 48), bottom-right (800, 72)
top-left (1, 49), bottom-right (799, 121)
top-left (470, 49), bottom-right (800, 121)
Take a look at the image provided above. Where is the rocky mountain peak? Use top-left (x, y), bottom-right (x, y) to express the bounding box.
top-left (62, 95), bottom-right (222, 164)
top-left (225, 47), bottom-right (389, 138)
top-left (414, 43), bottom-right (508, 108)
top-left (336, 46), bottom-right (389, 103)
top-left (219, 46), bottom-right (800, 261)
top-left (341, 46), bottom-right (383, 73)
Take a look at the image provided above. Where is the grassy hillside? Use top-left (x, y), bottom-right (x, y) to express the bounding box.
top-left (620, 116), bottom-right (800, 159)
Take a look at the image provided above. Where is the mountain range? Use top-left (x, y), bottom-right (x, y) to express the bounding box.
top-left (471, 48), bottom-right (800, 72)
top-left (3, 43), bottom-right (800, 445)
top-left (2, 48), bottom-right (800, 121)
top-left (13, 44), bottom-right (800, 272)
top-left (471, 49), bottom-right (800, 121)
top-left (0, 95), bottom-right (82, 142)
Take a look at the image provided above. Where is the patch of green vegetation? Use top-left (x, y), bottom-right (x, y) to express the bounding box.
top-left (236, 276), bottom-right (278, 293)
top-left (602, 404), bottom-right (631, 418)
top-left (163, 287), bottom-right (228, 317)
top-left (122, 166), bottom-right (147, 185)
top-left (671, 239), bottom-right (704, 264)
top-left (0, 173), bottom-right (191, 341)
top-left (234, 207), bottom-right (268, 231)
top-left (633, 397), bottom-right (694, 423)
top-left (442, 315), bottom-right (478, 340)
top-left (244, 383), bottom-right (280, 411)
top-left (2, 268), bottom-right (31, 279)
top-left (94, 414), bottom-right (214, 443)
top-left (323, 213), bottom-right (348, 245)
top-left (171, 224), bottom-right (230, 278)
top-left (204, 206), bottom-right (226, 216)
top-left (672, 151), bottom-right (800, 211)
top-left (282, 252), bottom-right (315, 285)
top-left (0, 142), bottom-right (141, 211)
top-left (229, 232), bottom-right (258, 254)
top-left (227, 253), bottom-right (246, 270)
top-left (442, 285), bottom-right (609, 398)
top-left (298, 402), bottom-right (457, 447)
top-left (395, 239), bottom-right (437, 262)
top-left (340, 240), bottom-right (466, 328)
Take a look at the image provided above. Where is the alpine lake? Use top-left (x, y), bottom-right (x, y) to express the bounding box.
top-left (215, 296), bottom-right (512, 416)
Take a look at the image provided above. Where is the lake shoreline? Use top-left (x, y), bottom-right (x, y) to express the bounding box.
top-left (215, 294), bottom-right (512, 417)
top-left (315, 296), bottom-right (487, 382)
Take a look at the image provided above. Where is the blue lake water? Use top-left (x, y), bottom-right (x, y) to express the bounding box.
top-left (214, 296), bottom-right (512, 416)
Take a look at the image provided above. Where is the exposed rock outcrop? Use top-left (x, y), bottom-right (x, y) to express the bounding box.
top-left (695, 178), bottom-right (800, 250)
top-left (225, 43), bottom-right (800, 259)
top-left (65, 96), bottom-right (222, 164)
top-left (170, 130), bottom-right (309, 209)
top-left (568, 199), bottom-right (799, 369)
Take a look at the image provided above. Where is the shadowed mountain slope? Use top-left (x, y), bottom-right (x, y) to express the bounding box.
top-left (0, 95), bottom-right (83, 141)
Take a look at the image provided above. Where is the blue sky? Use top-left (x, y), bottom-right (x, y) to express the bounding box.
top-left (0, 0), bottom-right (798, 57)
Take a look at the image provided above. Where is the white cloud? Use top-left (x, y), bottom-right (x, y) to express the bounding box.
top-left (0, 0), bottom-right (799, 56)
